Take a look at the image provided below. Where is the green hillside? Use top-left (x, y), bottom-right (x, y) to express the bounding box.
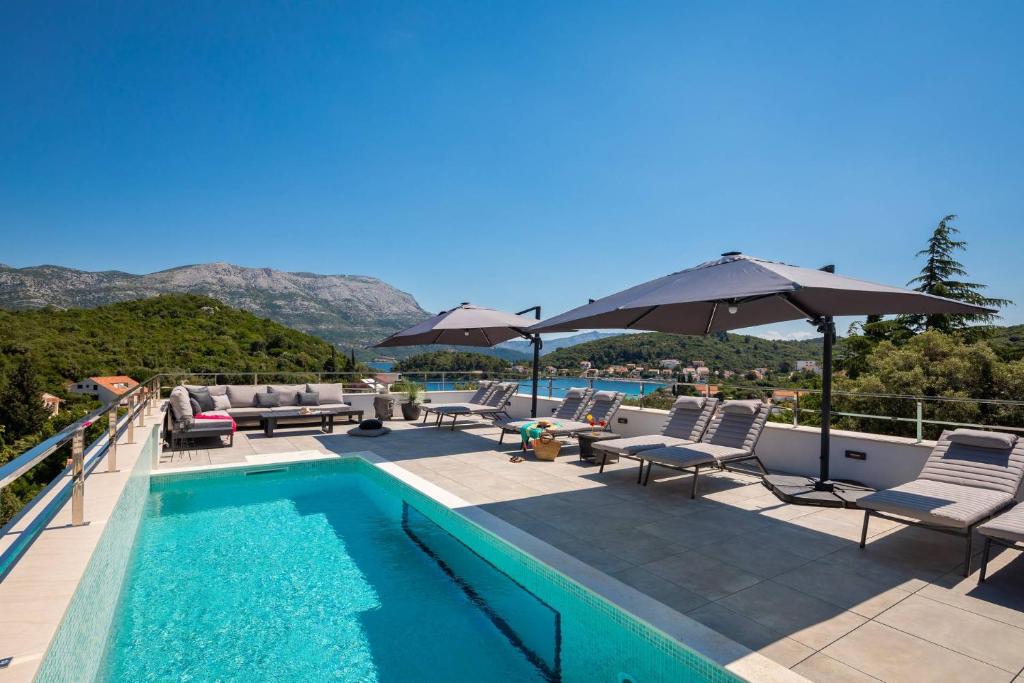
top-left (541, 331), bottom-right (824, 373)
top-left (987, 324), bottom-right (1024, 361)
top-left (0, 294), bottom-right (348, 389)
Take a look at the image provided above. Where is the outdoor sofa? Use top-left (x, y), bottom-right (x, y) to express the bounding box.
top-left (858, 428), bottom-right (1024, 577)
top-left (635, 399), bottom-right (771, 498)
top-left (592, 395), bottom-right (719, 478)
top-left (493, 387), bottom-right (594, 444)
top-left (164, 382), bottom-right (357, 448)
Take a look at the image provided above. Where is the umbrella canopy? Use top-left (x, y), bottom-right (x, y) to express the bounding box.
top-left (374, 303), bottom-right (539, 348)
top-left (530, 252), bottom-right (994, 505)
top-left (531, 252), bottom-right (988, 334)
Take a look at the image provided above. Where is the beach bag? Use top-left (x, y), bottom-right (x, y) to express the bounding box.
top-left (532, 432), bottom-right (562, 461)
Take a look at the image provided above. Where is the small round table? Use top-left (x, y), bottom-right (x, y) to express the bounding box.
top-left (577, 431), bottom-right (621, 469)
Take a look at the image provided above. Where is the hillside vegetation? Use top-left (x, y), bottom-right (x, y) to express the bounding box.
top-left (0, 294), bottom-right (348, 388)
top-left (396, 351), bottom-right (513, 374)
top-left (542, 331), bottom-right (823, 372)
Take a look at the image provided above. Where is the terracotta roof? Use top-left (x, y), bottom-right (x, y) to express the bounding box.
top-left (90, 376), bottom-right (139, 396)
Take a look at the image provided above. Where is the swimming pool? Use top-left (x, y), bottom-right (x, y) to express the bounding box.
top-left (42, 457), bottom-right (744, 682)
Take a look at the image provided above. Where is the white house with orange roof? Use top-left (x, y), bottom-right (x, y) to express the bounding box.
top-left (67, 375), bottom-right (139, 404)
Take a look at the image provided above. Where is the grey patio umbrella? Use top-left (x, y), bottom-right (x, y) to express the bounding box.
top-left (374, 303), bottom-right (545, 417)
top-left (530, 252), bottom-right (993, 505)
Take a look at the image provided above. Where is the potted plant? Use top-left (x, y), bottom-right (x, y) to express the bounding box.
top-left (395, 381), bottom-right (422, 420)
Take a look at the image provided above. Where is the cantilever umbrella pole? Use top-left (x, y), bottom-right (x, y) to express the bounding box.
top-left (516, 306), bottom-right (543, 419)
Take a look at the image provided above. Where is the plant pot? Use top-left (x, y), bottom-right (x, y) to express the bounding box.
top-left (401, 403), bottom-right (421, 421)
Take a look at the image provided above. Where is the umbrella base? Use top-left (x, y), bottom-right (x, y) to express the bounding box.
top-left (762, 474), bottom-right (874, 509)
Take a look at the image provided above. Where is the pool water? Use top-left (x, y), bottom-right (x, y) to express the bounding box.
top-left (97, 461), bottom-right (734, 682)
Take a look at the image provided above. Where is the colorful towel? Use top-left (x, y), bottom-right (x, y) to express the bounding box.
top-left (195, 412), bottom-right (237, 432)
top-left (519, 420), bottom-right (563, 446)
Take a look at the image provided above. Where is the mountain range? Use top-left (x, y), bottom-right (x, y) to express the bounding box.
top-left (0, 262), bottom-right (429, 349)
top-left (498, 331), bottom-right (621, 356)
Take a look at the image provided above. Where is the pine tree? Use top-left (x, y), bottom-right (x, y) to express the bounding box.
top-left (0, 355), bottom-right (51, 440)
top-left (900, 215), bottom-right (1011, 334)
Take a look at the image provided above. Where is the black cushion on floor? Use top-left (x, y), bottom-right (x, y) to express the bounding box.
top-left (360, 418), bottom-right (383, 430)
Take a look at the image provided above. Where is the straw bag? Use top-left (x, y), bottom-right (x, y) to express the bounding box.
top-left (532, 432), bottom-right (562, 461)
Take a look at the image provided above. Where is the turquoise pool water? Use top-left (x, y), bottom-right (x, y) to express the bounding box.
top-left (95, 460), bottom-right (736, 682)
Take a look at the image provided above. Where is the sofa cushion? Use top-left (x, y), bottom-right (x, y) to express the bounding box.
top-left (267, 384), bottom-right (305, 407)
top-left (189, 397), bottom-right (202, 415)
top-left (255, 392), bottom-right (282, 408)
top-left (298, 391), bottom-right (320, 407)
top-left (592, 390), bottom-right (618, 402)
top-left (226, 385), bottom-right (260, 408)
top-left (168, 386), bottom-right (193, 421)
top-left (225, 406), bottom-right (266, 418)
top-left (212, 394), bottom-right (231, 411)
top-left (185, 384), bottom-right (227, 397)
top-left (188, 387), bottom-right (215, 413)
top-left (306, 383), bottom-right (344, 405)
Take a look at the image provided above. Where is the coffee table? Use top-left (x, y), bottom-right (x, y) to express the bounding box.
top-left (259, 406), bottom-right (364, 437)
top-left (577, 431), bottom-right (621, 470)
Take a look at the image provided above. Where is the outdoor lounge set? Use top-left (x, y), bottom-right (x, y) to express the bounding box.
top-left (165, 383), bottom-right (359, 449)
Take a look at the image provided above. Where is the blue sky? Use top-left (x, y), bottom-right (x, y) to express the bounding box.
top-left (2, 1), bottom-right (1021, 340)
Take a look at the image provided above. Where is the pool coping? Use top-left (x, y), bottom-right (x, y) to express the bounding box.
top-left (152, 449), bottom-right (807, 683)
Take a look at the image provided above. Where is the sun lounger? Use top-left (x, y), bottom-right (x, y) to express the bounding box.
top-left (493, 388), bottom-right (593, 444)
top-left (978, 503), bottom-right (1024, 582)
top-left (434, 382), bottom-right (519, 430)
top-left (421, 380), bottom-right (496, 424)
top-left (635, 400), bottom-right (770, 498)
top-left (592, 396), bottom-right (719, 477)
top-left (858, 428), bottom-right (1024, 576)
top-left (522, 390), bottom-right (626, 438)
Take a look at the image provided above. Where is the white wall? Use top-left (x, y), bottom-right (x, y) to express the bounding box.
top-left (482, 391), bottom-right (936, 490)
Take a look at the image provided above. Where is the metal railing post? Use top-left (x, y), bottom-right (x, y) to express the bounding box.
top-left (145, 383), bottom-right (153, 416)
top-left (916, 401), bottom-right (923, 442)
top-left (125, 396), bottom-right (135, 444)
top-left (441, 372), bottom-right (446, 391)
top-left (137, 392), bottom-right (145, 428)
top-left (547, 377), bottom-right (553, 399)
top-left (253, 372), bottom-right (258, 386)
top-left (794, 394), bottom-right (800, 427)
top-left (107, 406), bottom-right (118, 472)
top-left (639, 382), bottom-right (645, 409)
top-left (71, 427), bottom-right (85, 526)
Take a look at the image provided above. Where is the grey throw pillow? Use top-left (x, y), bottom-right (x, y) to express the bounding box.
top-left (189, 397), bottom-right (203, 415)
top-left (188, 388), bottom-right (215, 413)
top-left (298, 391), bottom-right (320, 406)
top-left (255, 392), bottom-right (281, 408)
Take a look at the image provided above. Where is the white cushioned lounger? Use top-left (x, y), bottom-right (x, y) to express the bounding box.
top-left (859, 428), bottom-right (1024, 577)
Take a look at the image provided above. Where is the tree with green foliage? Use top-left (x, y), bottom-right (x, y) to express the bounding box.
top-left (396, 351), bottom-right (512, 374)
top-left (0, 355), bottom-right (50, 441)
top-left (900, 215), bottom-right (1011, 334)
top-left (836, 331), bottom-right (1024, 439)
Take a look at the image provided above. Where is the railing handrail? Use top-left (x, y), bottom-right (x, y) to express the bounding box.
top-left (0, 376), bottom-right (155, 490)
